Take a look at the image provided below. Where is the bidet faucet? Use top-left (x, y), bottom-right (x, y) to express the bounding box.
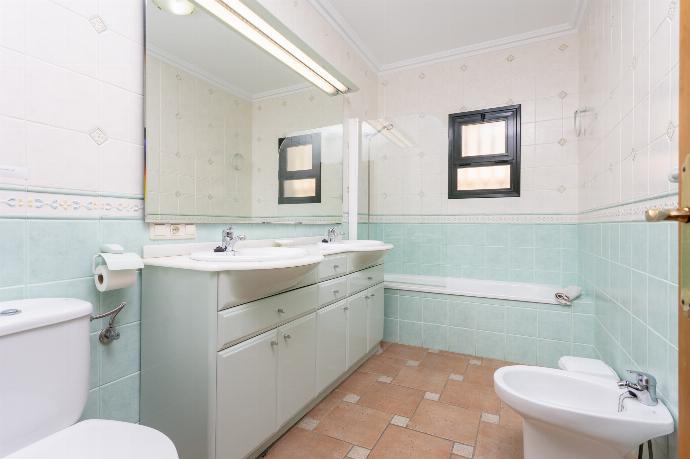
top-left (220, 226), bottom-right (246, 254)
top-left (326, 227), bottom-right (338, 243)
top-left (617, 370), bottom-right (658, 406)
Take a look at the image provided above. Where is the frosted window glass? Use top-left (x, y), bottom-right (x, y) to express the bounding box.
top-left (286, 144), bottom-right (312, 171)
top-left (457, 165), bottom-right (511, 191)
top-left (461, 121), bottom-right (506, 156)
top-left (283, 178), bottom-right (316, 197)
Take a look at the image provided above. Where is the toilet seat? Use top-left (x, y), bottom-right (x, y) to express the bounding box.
top-left (5, 419), bottom-right (178, 459)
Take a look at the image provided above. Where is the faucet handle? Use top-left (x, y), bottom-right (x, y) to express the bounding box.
top-left (626, 370), bottom-right (656, 388)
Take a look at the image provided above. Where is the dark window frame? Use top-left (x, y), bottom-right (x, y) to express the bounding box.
top-left (278, 133), bottom-right (322, 204)
top-left (447, 104), bottom-right (521, 199)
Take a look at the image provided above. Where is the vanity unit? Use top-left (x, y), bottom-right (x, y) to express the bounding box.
top-left (140, 242), bottom-right (390, 459)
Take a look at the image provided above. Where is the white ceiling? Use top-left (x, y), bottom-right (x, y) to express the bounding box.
top-left (312, 0), bottom-right (583, 72)
top-left (146, 2), bottom-right (307, 99)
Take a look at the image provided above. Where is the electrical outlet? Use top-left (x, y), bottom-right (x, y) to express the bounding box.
top-left (149, 223), bottom-right (196, 240)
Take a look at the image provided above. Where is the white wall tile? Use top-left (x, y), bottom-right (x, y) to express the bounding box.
top-left (99, 83), bottom-right (143, 145)
top-left (25, 57), bottom-right (100, 132)
top-left (0, 48), bottom-right (26, 118)
top-left (0, 0), bottom-right (26, 52)
top-left (98, 30), bottom-right (144, 95)
top-left (98, 0), bottom-right (144, 45)
top-left (99, 139), bottom-right (144, 195)
top-left (0, 116), bottom-right (27, 186)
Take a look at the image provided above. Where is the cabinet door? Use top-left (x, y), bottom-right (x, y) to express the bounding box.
top-left (277, 313), bottom-right (316, 426)
top-left (217, 329), bottom-right (277, 459)
top-left (316, 300), bottom-right (348, 393)
top-left (366, 285), bottom-right (384, 350)
top-left (347, 292), bottom-right (368, 367)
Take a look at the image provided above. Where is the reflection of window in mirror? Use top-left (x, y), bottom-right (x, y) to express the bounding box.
top-left (278, 134), bottom-right (321, 204)
top-left (448, 105), bottom-right (521, 199)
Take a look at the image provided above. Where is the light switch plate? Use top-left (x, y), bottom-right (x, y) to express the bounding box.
top-left (149, 223), bottom-right (196, 240)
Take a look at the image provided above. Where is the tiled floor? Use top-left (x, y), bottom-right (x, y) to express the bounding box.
top-left (265, 343), bottom-right (523, 459)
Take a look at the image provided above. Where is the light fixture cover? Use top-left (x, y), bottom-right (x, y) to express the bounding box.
top-left (154, 0), bottom-right (195, 15)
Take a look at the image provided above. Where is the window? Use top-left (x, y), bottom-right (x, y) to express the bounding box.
top-left (278, 133), bottom-right (321, 204)
top-left (448, 105), bottom-right (521, 199)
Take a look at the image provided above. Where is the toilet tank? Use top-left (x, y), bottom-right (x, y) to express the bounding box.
top-left (0, 298), bottom-right (93, 457)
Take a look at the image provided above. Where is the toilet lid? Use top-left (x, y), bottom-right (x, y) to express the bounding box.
top-left (5, 420), bottom-right (178, 459)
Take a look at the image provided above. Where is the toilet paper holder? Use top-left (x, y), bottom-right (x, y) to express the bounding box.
top-left (90, 301), bottom-right (126, 344)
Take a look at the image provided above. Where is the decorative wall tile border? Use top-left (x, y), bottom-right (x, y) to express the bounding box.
top-left (368, 214), bottom-right (579, 224)
top-left (578, 195), bottom-right (679, 223)
top-left (0, 190), bottom-right (143, 219)
top-left (146, 213), bottom-right (344, 225)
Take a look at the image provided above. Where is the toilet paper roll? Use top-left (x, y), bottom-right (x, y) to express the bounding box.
top-left (94, 265), bottom-right (137, 292)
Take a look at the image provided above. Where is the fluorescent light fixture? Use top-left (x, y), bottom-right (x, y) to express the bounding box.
top-left (193, 0), bottom-right (349, 95)
top-left (154, 0), bottom-right (196, 15)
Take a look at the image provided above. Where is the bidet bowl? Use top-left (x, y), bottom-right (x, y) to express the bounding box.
top-left (494, 365), bottom-right (673, 459)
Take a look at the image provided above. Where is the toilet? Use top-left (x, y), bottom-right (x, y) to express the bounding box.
top-left (0, 298), bottom-right (178, 459)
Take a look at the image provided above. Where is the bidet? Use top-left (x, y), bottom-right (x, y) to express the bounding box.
top-left (494, 365), bottom-right (674, 459)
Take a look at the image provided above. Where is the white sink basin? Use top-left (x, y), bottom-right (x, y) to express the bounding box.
top-left (494, 365), bottom-right (674, 459)
top-left (190, 247), bottom-right (308, 263)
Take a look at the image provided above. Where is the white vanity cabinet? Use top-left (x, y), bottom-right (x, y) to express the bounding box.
top-left (141, 254), bottom-right (386, 459)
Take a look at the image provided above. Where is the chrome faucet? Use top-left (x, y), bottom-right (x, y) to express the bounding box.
top-left (220, 226), bottom-right (246, 254)
top-left (326, 227), bottom-right (338, 243)
top-left (617, 370), bottom-right (658, 408)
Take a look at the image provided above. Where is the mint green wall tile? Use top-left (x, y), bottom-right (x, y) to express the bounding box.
top-left (510, 268), bottom-right (534, 283)
top-left (631, 318), bottom-right (648, 368)
top-left (384, 293), bottom-right (398, 318)
top-left (398, 295), bottom-right (422, 321)
top-left (630, 224), bottom-right (648, 272)
top-left (448, 327), bottom-right (475, 355)
top-left (573, 314), bottom-right (595, 345)
top-left (510, 247), bottom-right (534, 270)
top-left (28, 220), bottom-right (100, 283)
top-left (534, 270), bottom-right (561, 286)
top-left (0, 286), bottom-right (24, 301)
top-left (0, 220), bottom-right (25, 287)
top-left (506, 308), bottom-right (538, 337)
top-left (398, 320), bottom-right (422, 346)
top-left (475, 304), bottom-right (505, 333)
top-left (537, 339), bottom-right (571, 368)
top-left (535, 225), bottom-right (560, 248)
top-left (505, 335), bottom-right (537, 364)
top-left (484, 225), bottom-right (505, 245)
top-left (448, 301), bottom-right (476, 328)
top-left (384, 318), bottom-right (398, 342)
top-left (28, 278), bottom-right (100, 332)
top-left (89, 333), bottom-right (99, 389)
top-left (667, 346), bottom-right (678, 410)
top-left (422, 297), bottom-right (447, 325)
top-left (100, 373), bottom-right (139, 423)
top-left (630, 270), bottom-right (647, 320)
top-left (562, 225), bottom-right (577, 249)
top-left (571, 344), bottom-right (598, 359)
top-left (101, 219), bottom-right (149, 254)
top-left (475, 330), bottom-right (505, 360)
top-left (619, 224), bottom-right (632, 266)
top-left (80, 389), bottom-right (100, 420)
top-left (539, 310), bottom-right (572, 341)
top-left (422, 324), bottom-right (448, 350)
top-left (100, 323), bottom-right (140, 385)
top-left (647, 224), bottom-right (670, 281)
top-left (646, 331), bottom-right (668, 396)
top-left (510, 225), bottom-right (534, 247)
top-left (647, 277), bottom-right (669, 337)
top-left (535, 248), bottom-right (561, 271)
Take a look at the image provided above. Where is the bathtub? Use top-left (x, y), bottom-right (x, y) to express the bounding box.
top-left (384, 274), bottom-right (566, 305)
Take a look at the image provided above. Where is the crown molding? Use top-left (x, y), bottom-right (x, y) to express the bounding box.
top-left (252, 82), bottom-right (313, 101)
top-left (310, 0), bottom-right (583, 75)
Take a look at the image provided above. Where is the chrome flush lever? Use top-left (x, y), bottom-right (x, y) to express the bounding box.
top-left (90, 302), bottom-right (126, 344)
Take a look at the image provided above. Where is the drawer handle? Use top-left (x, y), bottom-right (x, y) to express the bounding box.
top-left (333, 289), bottom-right (340, 295)
top-left (270, 340), bottom-right (279, 347)
top-left (277, 308), bottom-right (285, 314)
top-left (333, 264), bottom-right (340, 269)
top-left (343, 306), bottom-right (349, 311)
top-left (283, 334), bottom-right (292, 340)
top-left (367, 276), bottom-right (373, 281)
top-left (370, 293), bottom-right (376, 297)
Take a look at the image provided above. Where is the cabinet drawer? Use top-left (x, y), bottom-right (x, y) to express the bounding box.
top-left (218, 285), bottom-right (318, 349)
top-left (318, 277), bottom-right (348, 308)
top-left (347, 264), bottom-right (384, 295)
top-left (318, 255), bottom-right (347, 281)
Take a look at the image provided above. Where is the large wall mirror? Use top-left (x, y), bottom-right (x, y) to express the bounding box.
top-left (144, 0), bottom-right (354, 224)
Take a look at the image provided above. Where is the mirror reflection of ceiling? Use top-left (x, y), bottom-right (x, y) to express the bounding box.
top-left (146, 1), bottom-right (308, 99)
top-left (315, 0), bottom-right (581, 71)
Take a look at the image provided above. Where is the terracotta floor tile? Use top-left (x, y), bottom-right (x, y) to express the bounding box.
top-left (393, 366), bottom-right (449, 393)
top-left (499, 403), bottom-right (523, 428)
top-left (358, 381), bottom-right (425, 418)
top-left (419, 352), bottom-right (469, 374)
top-left (368, 425), bottom-right (452, 459)
top-left (307, 389), bottom-right (346, 421)
top-left (407, 399), bottom-right (481, 445)
top-left (440, 380), bottom-right (500, 414)
top-left (315, 401), bottom-right (391, 449)
top-left (482, 358), bottom-right (514, 369)
top-left (474, 421), bottom-right (523, 459)
top-left (463, 365), bottom-right (497, 386)
top-left (381, 341), bottom-right (393, 350)
top-left (381, 343), bottom-right (428, 361)
top-left (266, 427), bottom-right (352, 459)
top-left (359, 355), bottom-right (407, 378)
top-left (339, 371), bottom-right (380, 396)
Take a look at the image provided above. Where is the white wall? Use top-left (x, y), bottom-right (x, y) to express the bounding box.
top-left (371, 35), bottom-right (580, 218)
